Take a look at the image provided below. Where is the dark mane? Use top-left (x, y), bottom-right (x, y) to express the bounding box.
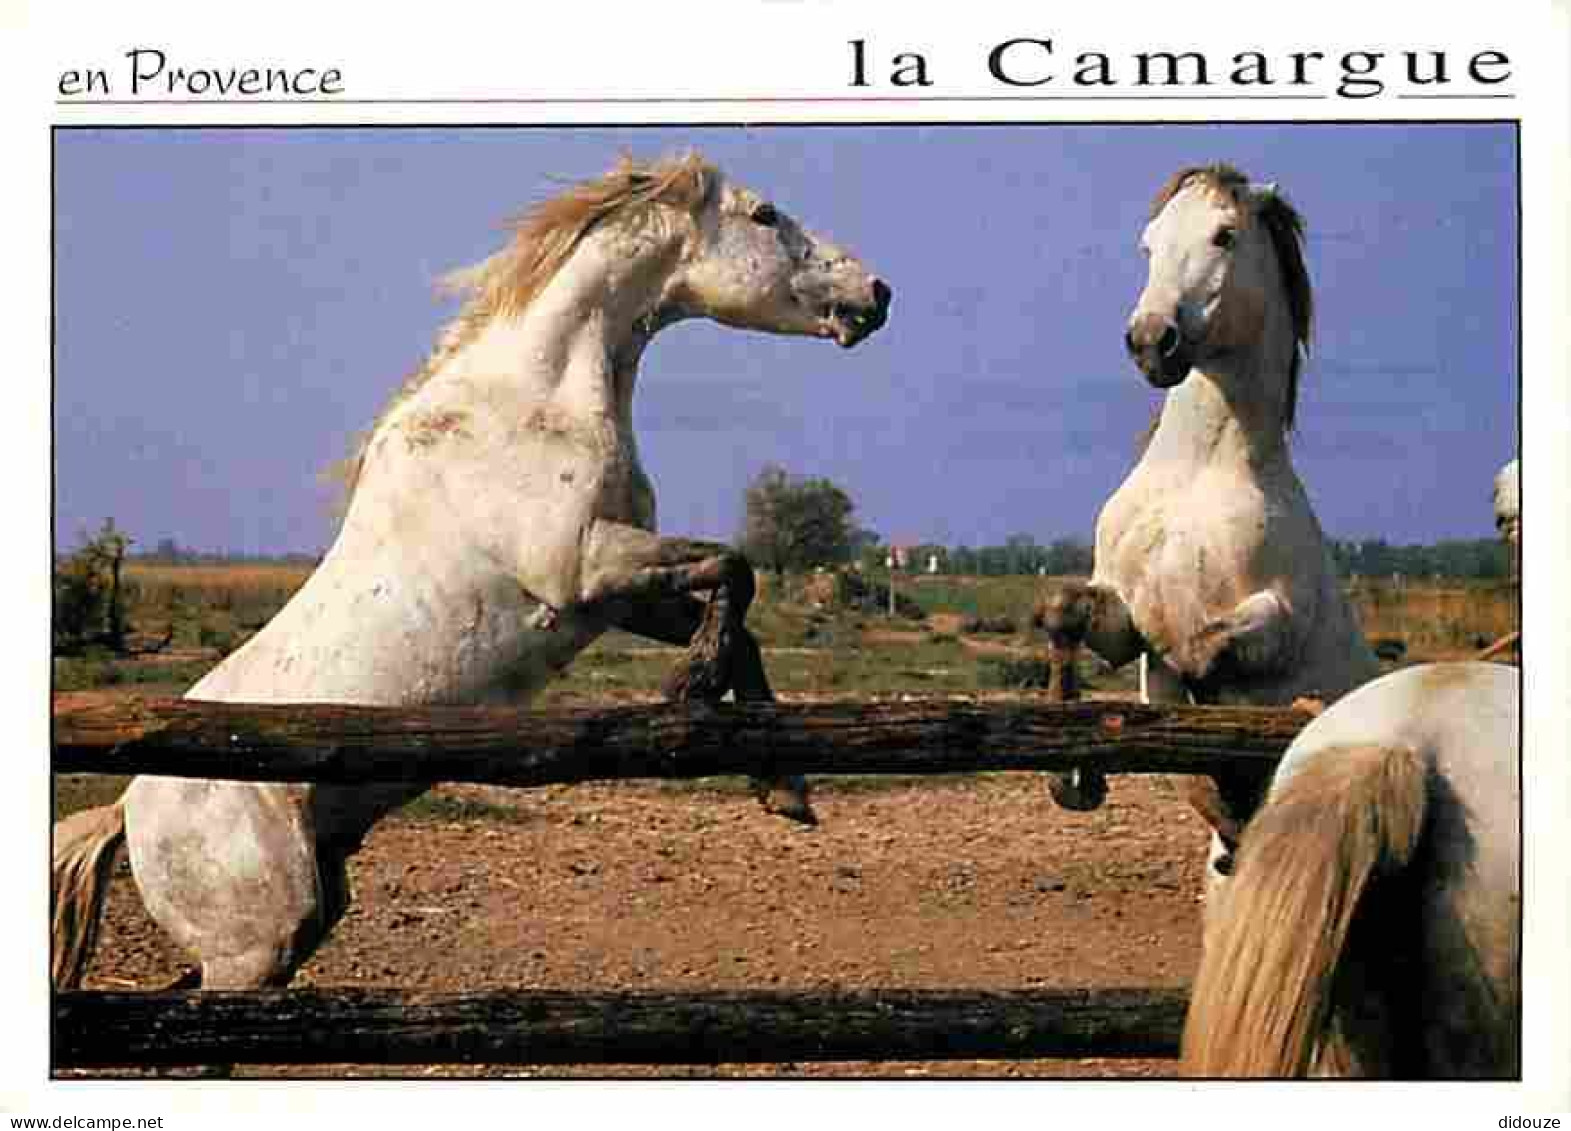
top-left (1151, 163), bottom-right (1313, 433)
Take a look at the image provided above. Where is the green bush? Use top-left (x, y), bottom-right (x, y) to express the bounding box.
top-left (53, 519), bottom-right (134, 655)
top-left (197, 624), bottom-right (238, 653)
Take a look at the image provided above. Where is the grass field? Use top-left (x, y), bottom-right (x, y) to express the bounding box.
top-left (50, 561), bottom-right (1517, 825)
top-left (55, 560), bottom-right (1517, 700)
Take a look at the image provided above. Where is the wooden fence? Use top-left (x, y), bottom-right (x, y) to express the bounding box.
top-left (52, 693), bottom-right (1310, 1069)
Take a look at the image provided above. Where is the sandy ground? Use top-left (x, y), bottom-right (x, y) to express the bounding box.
top-left (68, 757), bottom-right (1210, 1079)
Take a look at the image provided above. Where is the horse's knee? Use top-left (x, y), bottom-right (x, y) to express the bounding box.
top-left (1033, 586), bottom-right (1090, 640)
top-left (714, 550), bottom-right (756, 612)
top-left (201, 946), bottom-right (300, 989)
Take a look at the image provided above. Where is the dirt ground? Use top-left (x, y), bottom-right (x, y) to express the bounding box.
top-left (67, 725), bottom-right (1210, 1079)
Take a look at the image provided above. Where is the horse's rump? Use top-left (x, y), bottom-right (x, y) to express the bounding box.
top-left (1182, 741), bottom-right (1427, 1077)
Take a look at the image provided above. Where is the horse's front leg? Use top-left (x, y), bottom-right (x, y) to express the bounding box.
top-left (1179, 589), bottom-right (1295, 689)
top-left (578, 521), bottom-right (815, 826)
top-left (1169, 590), bottom-right (1296, 901)
top-left (1031, 581), bottom-right (1147, 812)
top-left (1033, 580), bottom-right (1147, 669)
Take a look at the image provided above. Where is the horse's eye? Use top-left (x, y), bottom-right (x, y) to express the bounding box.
top-left (1214, 226), bottom-right (1237, 250)
top-left (750, 202), bottom-right (780, 228)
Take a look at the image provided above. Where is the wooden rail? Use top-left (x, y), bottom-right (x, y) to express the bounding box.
top-left (51, 694), bottom-right (1309, 786)
top-left (52, 692), bottom-right (1294, 1071)
top-left (54, 986), bottom-right (1188, 1067)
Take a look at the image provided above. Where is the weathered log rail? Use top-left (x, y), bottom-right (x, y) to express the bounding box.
top-left (52, 694), bottom-right (1310, 785)
top-left (52, 692), bottom-right (1304, 1071)
top-left (53, 986), bottom-right (1188, 1067)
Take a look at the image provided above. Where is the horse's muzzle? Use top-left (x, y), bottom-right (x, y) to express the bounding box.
top-left (1125, 315), bottom-right (1192, 387)
top-left (832, 278), bottom-right (892, 347)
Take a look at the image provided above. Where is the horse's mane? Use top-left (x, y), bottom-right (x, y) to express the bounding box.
top-left (326, 152), bottom-right (718, 502)
top-left (1150, 163), bottom-right (1314, 433)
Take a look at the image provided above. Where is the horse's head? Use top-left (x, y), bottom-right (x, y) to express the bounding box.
top-left (663, 174), bottom-right (891, 348)
top-left (1126, 166), bottom-right (1311, 413)
top-left (1494, 458), bottom-right (1520, 571)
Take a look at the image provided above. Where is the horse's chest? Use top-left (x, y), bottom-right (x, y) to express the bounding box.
top-left (1097, 485), bottom-right (1263, 632)
top-left (523, 423), bottom-right (655, 531)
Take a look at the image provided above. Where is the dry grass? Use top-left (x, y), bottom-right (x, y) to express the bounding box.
top-left (1349, 578), bottom-right (1517, 659)
top-left (53, 562), bottom-right (316, 691)
top-left (123, 561), bottom-right (313, 598)
top-left (58, 567), bottom-right (1517, 699)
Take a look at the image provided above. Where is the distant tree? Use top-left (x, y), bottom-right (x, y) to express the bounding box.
top-left (848, 526), bottom-right (886, 574)
top-left (1042, 537), bottom-right (1094, 576)
top-left (1329, 536), bottom-right (1507, 581)
top-left (146, 536), bottom-right (192, 563)
top-left (53, 518), bottom-right (134, 654)
top-left (992, 533), bottom-right (1028, 575)
top-left (740, 464), bottom-right (857, 575)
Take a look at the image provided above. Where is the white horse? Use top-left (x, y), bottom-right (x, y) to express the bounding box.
top-left (1182, 660), bottom-right (1520, 1077)
top-left (1494, 457), bottom-right (1520, 571)
top-left (1036, 164), bottom-right (1378, 886)
top-left (53, 153), bottom-right (891, 990)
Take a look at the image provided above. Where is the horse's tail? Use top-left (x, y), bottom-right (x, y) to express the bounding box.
top-left (1181, 742), bottom-right (1428, 1077)
top-left (52, 799), bottom-right (127, 989)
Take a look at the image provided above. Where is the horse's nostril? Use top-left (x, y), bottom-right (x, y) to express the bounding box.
top-left (872, 279), bottom-right (892, 312)
top-left (1159, 324), bottom-right (1181, 358)
top-left (1124, 327), bottom-right (1138, 355)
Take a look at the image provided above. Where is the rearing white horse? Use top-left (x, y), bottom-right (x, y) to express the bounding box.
top-left (53, 153), bottom-right (891, 990)
top-left (1038, 164), bottom-right (1378, 885)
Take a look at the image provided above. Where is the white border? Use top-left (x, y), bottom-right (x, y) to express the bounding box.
top-left (13, 1), bottom-right (1569, 1124)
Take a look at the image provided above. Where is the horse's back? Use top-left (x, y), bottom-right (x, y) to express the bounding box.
top-left (1278, 663), bottom-right (1518, 830)
top-left (1279, 662), bottom-right (1520, 1075)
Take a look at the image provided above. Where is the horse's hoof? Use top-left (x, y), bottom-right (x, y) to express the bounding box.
top-left (1045, 768), bottom-right (1108, 812)
top-left (752, 778), bottom-right (818, 827)
top-left (155, 967), bottom-right (201, 992)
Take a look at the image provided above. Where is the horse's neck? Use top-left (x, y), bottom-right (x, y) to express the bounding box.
top-left (1143, 310), bottom-right (1295, 479)
top-left (1145, 368), bottom-right (1283, 474)
top-left (436, 229), bottom-right (672, 429)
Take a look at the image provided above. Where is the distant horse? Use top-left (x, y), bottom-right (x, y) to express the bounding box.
top-left (53, 153), bottom-right (891, 990)
top-left (1494, 457), bottom-right (1520, 573)
top-left (1182, 661), bottom-right (1520, 1077)
top-left (1474, 457), bottom-right (1521, 664)
top-left (1036, 164), bottom-right (1377, 887)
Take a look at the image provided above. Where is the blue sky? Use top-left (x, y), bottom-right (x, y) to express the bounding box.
top-left (53, 124), bottom-right (1518, 556)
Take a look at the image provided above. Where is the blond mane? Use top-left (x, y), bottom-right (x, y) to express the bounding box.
top-left (328, 152), bottom-right (718, 501)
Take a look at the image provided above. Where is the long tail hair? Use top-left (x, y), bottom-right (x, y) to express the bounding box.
top-left (1181, 742), bottom-right (1428, 1076)
top-left (51, 801), bottom-right (127, 988)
